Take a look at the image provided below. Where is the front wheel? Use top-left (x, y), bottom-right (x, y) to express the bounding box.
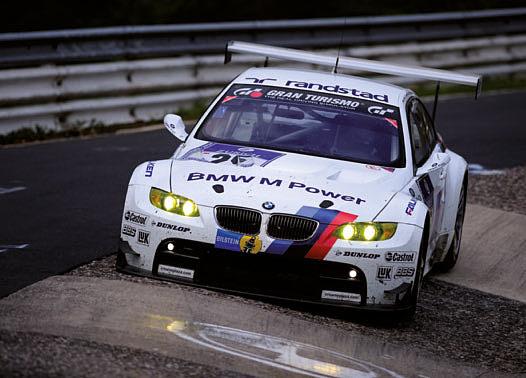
top-left (436, 182), bottom-right (467, 272)
top-left (400, 223), bottom-right (428, 320)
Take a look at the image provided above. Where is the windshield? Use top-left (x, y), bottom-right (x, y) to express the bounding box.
top-left (196, 84), bottom-right (404, 167)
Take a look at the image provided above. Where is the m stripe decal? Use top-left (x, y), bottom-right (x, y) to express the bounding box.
top-left (266, 206), bottom-right (357, 259)
top-left (305, 211), bottom-right (358, 260)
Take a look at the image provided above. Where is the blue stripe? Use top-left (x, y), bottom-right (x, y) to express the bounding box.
top-left (265, 206), bottom-right (340, 255)
top-left (310, 207), bottom-right (339, 224)
top-left (265, 239), bottom-right (293, 255)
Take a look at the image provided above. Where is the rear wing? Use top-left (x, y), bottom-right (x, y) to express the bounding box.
top-left (224, 41), bottom-right (482, 99)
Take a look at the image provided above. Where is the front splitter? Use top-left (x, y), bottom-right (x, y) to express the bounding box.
top-left (116, 248), bottom-right (414, 314)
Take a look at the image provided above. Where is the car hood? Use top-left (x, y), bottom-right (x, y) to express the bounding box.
top-left (170, 143), bottom-right (410, 222)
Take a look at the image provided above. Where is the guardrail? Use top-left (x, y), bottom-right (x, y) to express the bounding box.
top-left (1, 8), bottom-right (526, 135)
top-left (1, 7), bottom-right (526, 68)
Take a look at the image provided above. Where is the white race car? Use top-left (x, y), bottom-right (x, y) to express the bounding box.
top-left (117, 42), bottom-right (481, 317)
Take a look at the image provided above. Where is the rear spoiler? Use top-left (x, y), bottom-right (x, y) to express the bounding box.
top-left (224, 41), bottom-right (482, 99)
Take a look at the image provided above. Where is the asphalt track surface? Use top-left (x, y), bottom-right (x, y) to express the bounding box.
top-left (0, 90), bottom-right (525, 298)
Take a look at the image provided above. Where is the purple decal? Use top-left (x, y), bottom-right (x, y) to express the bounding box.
top-left (179, 143), bottom-right (284, 167)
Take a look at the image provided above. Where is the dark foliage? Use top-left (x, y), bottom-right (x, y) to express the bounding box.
top-left (1, 0), bottom-right (525, 32)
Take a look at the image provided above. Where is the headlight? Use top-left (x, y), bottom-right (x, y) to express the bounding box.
top-left (333, 222), bottom-right (397, 241)
top-left (149, 187), bottom-right (200, 217)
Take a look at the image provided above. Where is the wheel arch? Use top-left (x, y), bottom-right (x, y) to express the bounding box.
top-left (422, 212), bottom-right (432, 276)
top-left (374, 191), bottom-right (428, 229)
top-left (440, 149), bottom-right (468, 251)
top-left (128, 159), bottom-right (172, 191)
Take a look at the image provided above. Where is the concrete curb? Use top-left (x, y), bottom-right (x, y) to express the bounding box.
top-left (0, 276), bottom-right (486, 377)
top-left (435, 204), bottom-right (526, 303)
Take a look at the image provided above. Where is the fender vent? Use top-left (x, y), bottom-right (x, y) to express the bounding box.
top-left (267, 214), bottom-right (318, 241)
top-left (215, 206), bottom-right (262, 235)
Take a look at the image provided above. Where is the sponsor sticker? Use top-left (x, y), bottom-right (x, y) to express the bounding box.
top-left (215, 229), bottom-right (262, 254)
top-left (283, 80), bottom-right (389, 103)
top-left (215, 229), bottom-right (243, 251)
top-left (122, 224), bottom-right (136, 237)
top-left (385, 251), bottom-right (416, 263)
top-left (405, 198), bottom-right (417, 215)
top-left (394, 266), bottom-right (415, 278)
top-left (137, 230), bottom-right (150, 246)
top-left (233, 87), bottom-right (264, 98)
top-left (368, 105), bottom-right (395, 116)
top-left (239, 235), bottom-right (262, 254)
top-left (267, 89), bottom-right (360, 107)
top-left (145, 161), bottom-right (155, 177)
top-left (158, 265), bottom-right (194, 280)
top-left (124, 210), bottom-right (148, 226)
top-left (153, 221), bottom-right (190, 233)
top-left (243, 77), bottom-right (277, 84)
top-left (340, 251), bottom-right (380, 259)
top-left (377, 266), bottom-right (393, 281)
top-left (188, 172), bottom-right (366, 205)
top-left (321, 290), bottom-right (361, 303)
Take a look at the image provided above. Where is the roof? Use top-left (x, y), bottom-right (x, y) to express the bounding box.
top-left (231, 67), bottom-right (412, 106)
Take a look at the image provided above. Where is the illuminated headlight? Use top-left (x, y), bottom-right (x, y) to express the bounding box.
top-left (333, 222), bottom-right (397, 241)
top-left (150, 187), bottom-right (200, 217)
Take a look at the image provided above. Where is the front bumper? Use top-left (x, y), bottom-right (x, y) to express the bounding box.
top-left (117, 237), bottom-right (414, 312)
top-left (119, 184), bottom-right (423, 310)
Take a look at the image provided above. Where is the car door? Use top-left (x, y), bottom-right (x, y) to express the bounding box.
top-left (407, 99), bottom-right (449, 250)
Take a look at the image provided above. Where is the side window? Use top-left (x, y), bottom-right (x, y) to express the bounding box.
top-left (409, 100), bottom-right (432, 166)
top-left (420, 103), bottom-right (437, 149)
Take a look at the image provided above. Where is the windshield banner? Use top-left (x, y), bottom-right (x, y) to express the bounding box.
top-left (222, 84), bottom-right (401, 122)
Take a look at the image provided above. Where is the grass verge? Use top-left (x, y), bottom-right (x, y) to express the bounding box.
top-left (0, 100), bottom-right (209, 146)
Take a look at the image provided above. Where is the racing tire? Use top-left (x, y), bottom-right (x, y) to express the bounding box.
top-left (436, 179), bottom-right (467, 272)
top-left (116, 248), bottom-right (127, 270)
top-left (400, 220), bottom-right (429, 320)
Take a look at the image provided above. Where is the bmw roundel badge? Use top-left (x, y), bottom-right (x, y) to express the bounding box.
top-left (262, 201), bottom-right (275, 210)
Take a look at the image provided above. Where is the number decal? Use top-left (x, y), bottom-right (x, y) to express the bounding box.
top-left (231, 155), bottom-right (248, 165)
top-left (210, 154), bottom-right (231, 164)
top-left (179, 142), bottom-right (284, 167)
top-left (210, 153), bottom-right (251, 166)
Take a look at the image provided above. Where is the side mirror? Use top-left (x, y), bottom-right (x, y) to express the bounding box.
top-left (164, 114), bottom-right (188, 142)
top-left (416, 152), bottom-right (451, 176)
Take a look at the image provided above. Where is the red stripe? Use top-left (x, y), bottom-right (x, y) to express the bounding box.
top-left (222, 96), bottom-right (237, 103)
top-left (384, 118), bottom-right (398, 128)
top-left (305, 212), bottom-right (358, 260)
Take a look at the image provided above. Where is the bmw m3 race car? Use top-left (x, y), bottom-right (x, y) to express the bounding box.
top-left (117, 42), bottom-right (481, 316)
